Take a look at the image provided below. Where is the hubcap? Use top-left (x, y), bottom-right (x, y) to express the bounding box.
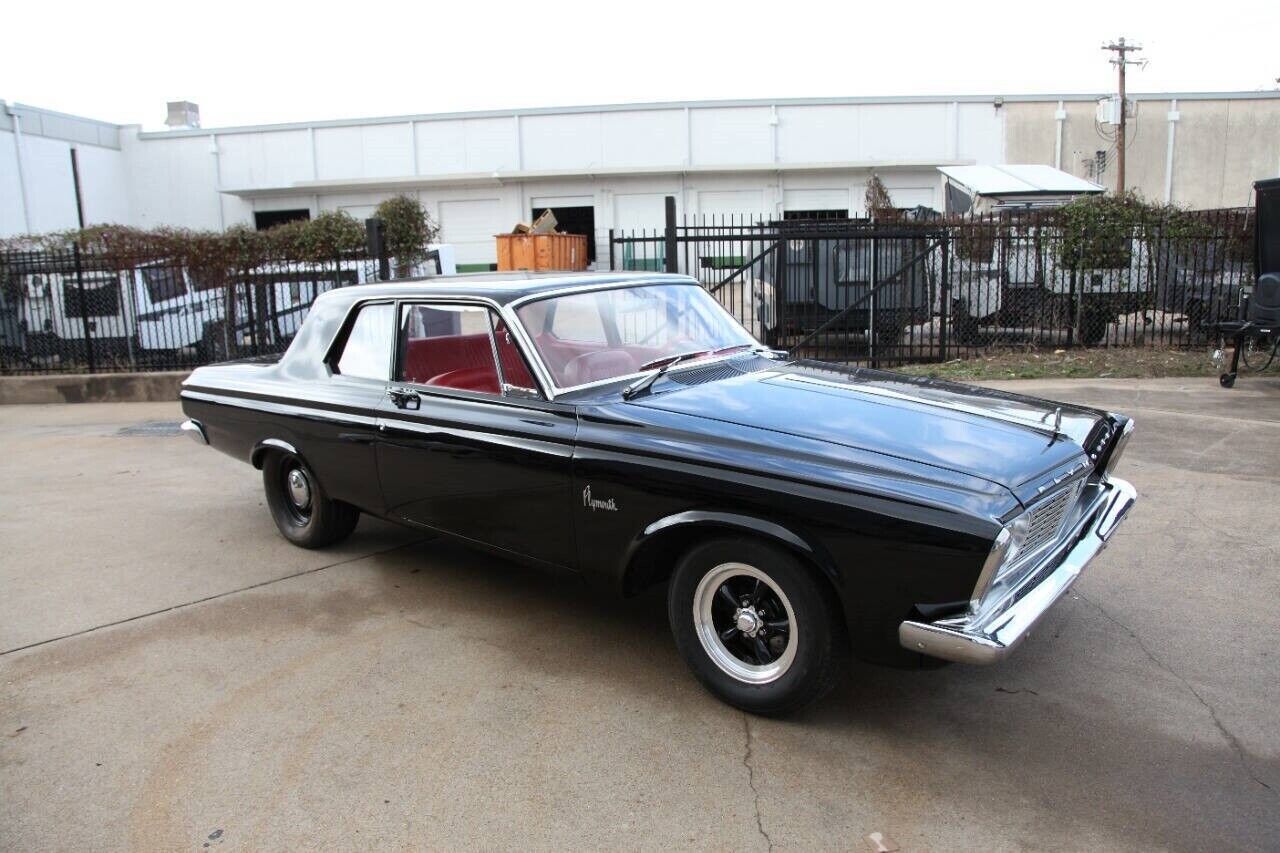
top-left (735, 608), bottom-right (763, 636)
top-left (693, 562), bottom-right (797, 684)
top-left (286, 468), bottom-right (312, 511)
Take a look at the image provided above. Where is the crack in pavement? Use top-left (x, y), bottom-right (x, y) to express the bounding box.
top-left (1077, 592), bottom-right (1274, 795)
top-left (0, 537), bottom-right (434, 657)
top-left (741, 712), bottom-right (775, 851)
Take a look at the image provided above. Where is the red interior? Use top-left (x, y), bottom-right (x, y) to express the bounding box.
top-left (401, 329), bottom-right (540, 395)
top-left (403, 334), bottom-right (501, 394)
top-left (492, 320), bottom-right (538, 388)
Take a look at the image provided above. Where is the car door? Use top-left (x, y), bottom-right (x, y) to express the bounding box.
top-left (374, 300), bottom-right (578, 569)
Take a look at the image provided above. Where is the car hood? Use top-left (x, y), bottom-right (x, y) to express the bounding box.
top-left (626, 360), bottom-right (1103, 497)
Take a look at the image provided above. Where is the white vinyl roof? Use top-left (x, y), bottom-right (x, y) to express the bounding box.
top-left (939, 164), bottom-right (1104, 196)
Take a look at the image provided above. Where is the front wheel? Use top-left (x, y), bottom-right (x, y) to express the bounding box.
top-left (668, 538), bottom-right (848, 715)
top-left (262, 452), bottom-right (359, 548)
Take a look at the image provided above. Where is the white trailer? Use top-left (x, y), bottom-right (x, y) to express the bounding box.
top-left (17, 263), bottom-right (137, 361)
top-left (936, 165), bottom-right (1142, 344)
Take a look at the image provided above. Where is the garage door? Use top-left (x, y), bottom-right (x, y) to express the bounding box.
top-left (438, 199), bottom-right (503, 267)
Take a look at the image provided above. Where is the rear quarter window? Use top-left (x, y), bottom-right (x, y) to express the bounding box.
top-left (334, 302), bottom-right (394, 380)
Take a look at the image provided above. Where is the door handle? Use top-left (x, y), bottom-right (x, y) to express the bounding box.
top-left (388, 387), bottom-right (421, 410)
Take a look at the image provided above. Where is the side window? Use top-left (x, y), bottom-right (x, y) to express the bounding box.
top-left (492, 317), bottom-right (539, 390)
top-left (398, 304), bottom-right (502, 395)
top-left (335, 302), bottom-right (394, 380)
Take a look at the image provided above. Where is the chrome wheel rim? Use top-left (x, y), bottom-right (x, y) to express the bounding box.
top-left (693, 562), bottom-right (797, 684)
top-left (284, 465), bottom-right (312, 522)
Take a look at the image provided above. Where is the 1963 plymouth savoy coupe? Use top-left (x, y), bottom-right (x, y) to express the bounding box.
top-left (181, 272), bottom-right (1136, 714)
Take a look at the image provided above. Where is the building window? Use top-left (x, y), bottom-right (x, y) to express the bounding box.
top-left (783, 209), bottom-right (850, 221)
top-left (254, 209), bottom-right (311, 231)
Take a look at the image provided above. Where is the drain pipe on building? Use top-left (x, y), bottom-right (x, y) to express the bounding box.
top-left (5, 104), bottom-right (34, 233)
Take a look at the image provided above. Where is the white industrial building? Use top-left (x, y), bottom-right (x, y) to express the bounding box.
top-left (4, 91), bottom-right (1278, 269)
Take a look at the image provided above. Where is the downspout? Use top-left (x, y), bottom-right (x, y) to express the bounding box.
top-left (209, 133), bottom-right (226, 230)
top-left (1164, 99), bottom-right (1179, 203)
top-left (6, 106), bottom-right (34, 233)
top-left (1054, 100), bottom-right (1066, 170)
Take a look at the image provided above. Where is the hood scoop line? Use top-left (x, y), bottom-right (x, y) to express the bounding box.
top-left (773, 373), bottom-right (1068, 441)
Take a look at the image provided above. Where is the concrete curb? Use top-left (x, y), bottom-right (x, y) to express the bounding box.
top-left (0, 371), bottom-right (190, 404)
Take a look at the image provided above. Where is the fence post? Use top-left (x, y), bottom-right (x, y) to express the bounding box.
top-left (870, 224), bottom-right (879, 368)
top-left (1067, 265), bottom-right (1077, 348)
top-left (242, 269), bottom-right (259, 356)
top-left (938, 233), bottom-right (950, 361)
top-left (72, 243), bottom-right (96, 373)
top-left (608, 228), bottom-right (616, 271)
top-left (366, 217), bottom-right (390, 281)
top-left (663, 196), bottom-right (678, 274)
top-left (776, 238), bottom-right (788, 351)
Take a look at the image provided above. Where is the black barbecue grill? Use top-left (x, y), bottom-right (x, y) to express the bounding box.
top-left (1217, 178), bottom-right (1280, 388)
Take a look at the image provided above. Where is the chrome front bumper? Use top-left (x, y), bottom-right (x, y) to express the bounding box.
top-left (899, 477), bottom-right (1136, 665)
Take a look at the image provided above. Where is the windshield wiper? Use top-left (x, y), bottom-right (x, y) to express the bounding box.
top-left (622, 350), bottom-right (706, 400)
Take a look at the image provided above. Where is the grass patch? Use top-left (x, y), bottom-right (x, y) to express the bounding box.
top-left (893, 348), bottom-right (1219, 381)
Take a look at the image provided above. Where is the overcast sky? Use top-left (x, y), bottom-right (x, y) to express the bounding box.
top-left (4, 0), bottom-right (1278, 129)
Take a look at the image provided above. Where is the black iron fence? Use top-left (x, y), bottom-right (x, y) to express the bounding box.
top-left (609, 207), bottom-right (1255, 367)
top-left (1, 206), bottom-right (1255, 375)
top-left (0, 243), bottom-right (444, 375)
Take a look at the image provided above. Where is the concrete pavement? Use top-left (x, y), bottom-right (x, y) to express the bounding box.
top-left (1, 377), bottom-right (1277, 851)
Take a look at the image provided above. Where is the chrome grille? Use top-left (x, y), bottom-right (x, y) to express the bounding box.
top-left (1024, 483), bottom-right (1079, 553)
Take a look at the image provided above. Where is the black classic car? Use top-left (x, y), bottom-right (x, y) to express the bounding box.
top-left (180, 272), bottom-right (1136, 714)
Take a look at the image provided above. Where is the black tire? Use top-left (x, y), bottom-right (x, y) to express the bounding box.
top-left (262, 452), bottom-right (359, 548)
top-left (668, 537), bottom-right (848, 715)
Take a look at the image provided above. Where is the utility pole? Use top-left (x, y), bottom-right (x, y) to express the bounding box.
top-left (1102, 37), bottom-right (1144, 194)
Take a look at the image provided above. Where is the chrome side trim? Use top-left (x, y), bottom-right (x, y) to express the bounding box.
top-left (179, 419), bottom-right (208, 445)
top-left (182, 389), bottom-right (379, 427)
top-left (257, 437), bottom-right (298, 456)
top-left (900, 477), bottom-right (1136, 664)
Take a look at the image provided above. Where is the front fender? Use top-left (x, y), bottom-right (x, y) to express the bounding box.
top-left (621, 509), bottom-right (839, 596)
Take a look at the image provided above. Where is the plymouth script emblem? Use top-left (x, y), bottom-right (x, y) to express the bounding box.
top-left (582, 485), bottom-right (618, 512)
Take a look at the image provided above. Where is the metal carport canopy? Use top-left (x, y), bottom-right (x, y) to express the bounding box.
top-left (939, 165), bottom-right (1104, 196)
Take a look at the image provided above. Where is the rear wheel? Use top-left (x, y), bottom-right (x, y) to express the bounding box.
top-left (262, 452), bottom-right (359, 548)
top-left (668, 538), bottom-right (847, 715)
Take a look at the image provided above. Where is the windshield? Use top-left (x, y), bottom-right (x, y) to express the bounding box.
top-left (515, 283), bottom-right (757, 389)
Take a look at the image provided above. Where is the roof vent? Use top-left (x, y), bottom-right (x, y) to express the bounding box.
top-left (165, 101), bottom-right (200, 129)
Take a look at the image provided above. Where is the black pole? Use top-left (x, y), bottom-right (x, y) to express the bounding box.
top-left (69, 148), bottom-right (98, 372)
top-left (72, 244), bottom-right (95, 373)
top-left (69, 148), bottom-right (86, 229)
top-left (366, 217), bottom-right (390, 281)
top-left (938, 233), bottom-right (950, 361)
top-left (663, 196), bottom-right (678, 274)
top-left (608, 228), bottom-right (616, 271)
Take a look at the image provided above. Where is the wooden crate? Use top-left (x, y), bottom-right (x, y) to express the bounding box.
top-left (495, 233), bottom-right (589, 271)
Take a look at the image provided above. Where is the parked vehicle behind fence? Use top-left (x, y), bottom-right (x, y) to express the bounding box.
top-left (17, 261), bottom-right (136, 361)
top-left (0, 243), bottom-right (458, 372)
top-left (941, 213), bottom-right (1149, 346)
